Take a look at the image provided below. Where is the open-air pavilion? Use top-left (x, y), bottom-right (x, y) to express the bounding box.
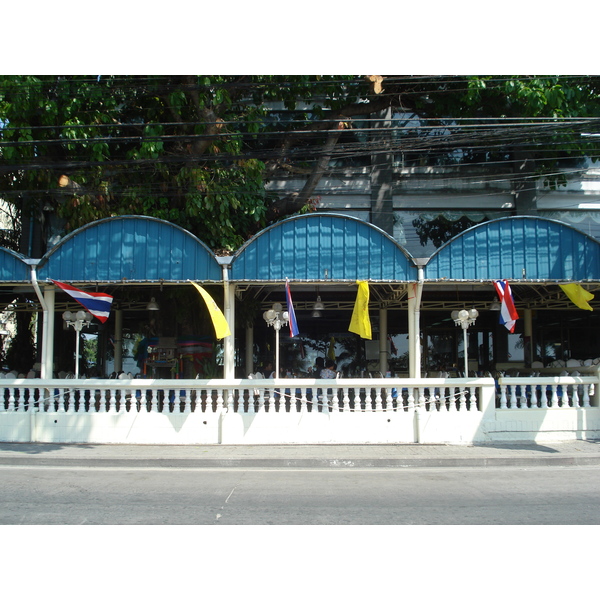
top-left (1, 212), bottom-right (600, 445)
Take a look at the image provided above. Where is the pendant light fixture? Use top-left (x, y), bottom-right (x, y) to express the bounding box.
top-left (146, 297), bottom-right (160, 311)
top-left (312, 293), bottom-right (324, 317)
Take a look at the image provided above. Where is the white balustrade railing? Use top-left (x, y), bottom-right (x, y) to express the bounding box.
top-left (3, 373), bottom-right (599, 416)
top-left (0, 377), bottom-right (488, 415)
top-left (497, 375), bottom-right (599, 409)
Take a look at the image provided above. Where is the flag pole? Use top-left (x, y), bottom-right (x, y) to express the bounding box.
top-left (263, 302), bottom-right (289, 380)
top-left (462, 325), bottom-right (468, 377)
top-left (63, 311), bottom-right (92, 378)
top-left (74, 330), bottom-right (81, 379)
top-left (275, 326), bottom-right (280, 381)
top-left (451, 309), bottom-right (478, 377)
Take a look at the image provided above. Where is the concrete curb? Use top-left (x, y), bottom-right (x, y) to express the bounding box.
top-left (2, 455), bottom-right (600, 469)
top-left (2, 442), bottom-right (600, 469)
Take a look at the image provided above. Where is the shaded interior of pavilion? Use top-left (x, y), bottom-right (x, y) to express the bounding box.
top-left (2, 213), bottom-right (600, 380)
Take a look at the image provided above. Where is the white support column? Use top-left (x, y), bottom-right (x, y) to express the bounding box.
top-left (30, 265), bottom-right (53, 380)
top-left (408, 285), bottom-right (415, 378)
top-left (43, 286), bottom-right (55, 379)
top-left (415, 259), bottom-right (428, 378)
top-left (379, 307), bottom-right (388, 375)
top-left (222, 260), bottom-right (235, 380)
top-left (408, 267), bottom-right (426, 379)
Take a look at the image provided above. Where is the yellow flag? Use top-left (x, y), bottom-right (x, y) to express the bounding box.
top-left (559, 284), bottom-right (594, 311)
top-left (190, 281), bottom-right (231, 339)
top-left (327, 337), bottom-right (336, 361)
top-left (348, 280), bottom-right (372, 340)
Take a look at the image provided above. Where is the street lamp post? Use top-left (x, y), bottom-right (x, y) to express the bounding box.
top-left (451, 308), bottom-right (478, 376)
top-left (263, 303), bottom-right (290, 380)
top-left (63, 310), bottom-right (93, 378)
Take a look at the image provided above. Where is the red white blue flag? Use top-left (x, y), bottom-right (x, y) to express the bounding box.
top-left (285, 278), bottom-right (300, 337)
top-left (52, 280), bottom-right (114, 323)
top-left (493, 279), bottom-right (519, 333)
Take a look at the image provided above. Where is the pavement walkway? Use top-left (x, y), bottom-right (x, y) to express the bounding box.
top-left (1, 439), bottom-right (600, 468)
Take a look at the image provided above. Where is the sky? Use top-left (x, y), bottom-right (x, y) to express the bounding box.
top-left (4, 2), bottom-right (596, 76)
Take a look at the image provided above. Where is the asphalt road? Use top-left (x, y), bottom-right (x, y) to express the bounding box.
top-left (2, 463), bottom-right (600, 525)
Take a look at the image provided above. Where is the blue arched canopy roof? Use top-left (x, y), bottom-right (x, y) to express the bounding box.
top-left (0, 247), bottom-right (30, 282)
top-left (37, 216), bottom-right (222, 283)
top-left (425, 216), bottom-right (600, 281)
top-left (230, 213), bottom-right (416, 282)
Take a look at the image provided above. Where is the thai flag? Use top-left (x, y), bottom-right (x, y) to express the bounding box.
top-left (52, 280), bottom-right (114, 323)
top-left (285, 278), bottom-right (299, 337)
top-left (493, 279), bottom-right (519, 333)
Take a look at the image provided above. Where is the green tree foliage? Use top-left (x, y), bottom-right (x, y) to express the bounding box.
top-left (1, 75), bottom-right (599, 252)
top-left (0, 75), bottom-right (362, 251)
top-left (412, 214), bottom-right (480, 249)
top-left (0, 76), bottom-right (272, 249)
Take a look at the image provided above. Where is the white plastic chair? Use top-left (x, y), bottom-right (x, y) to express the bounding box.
top-left (251, 372), bottom-right (267, 399)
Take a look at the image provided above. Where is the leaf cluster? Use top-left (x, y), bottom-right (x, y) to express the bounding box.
top-left (2, 75), bottom-right (600, 253)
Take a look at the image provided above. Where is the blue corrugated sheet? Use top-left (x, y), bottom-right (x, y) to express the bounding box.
top-left (425, 216), bottom-right (600, 281)
top-left (0, 247), bottom-right (30, 282)
top-left (37, 216), bottom-right (222, 282)
top-left (11, 214), bottom-right (599, 286)
top-left (230, 213), bottom-right (416, 281)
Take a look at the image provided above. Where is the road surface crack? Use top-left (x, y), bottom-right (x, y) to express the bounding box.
top-left (215, 485), bottom-right (238, 522)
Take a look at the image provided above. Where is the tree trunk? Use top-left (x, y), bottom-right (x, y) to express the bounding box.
top-left (265, 121), bottom-right (347, 221)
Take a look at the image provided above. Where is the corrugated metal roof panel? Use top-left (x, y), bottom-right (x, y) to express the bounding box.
top-left (425, 216), bottom-right (600, 281)
top-left (231, 213), bottom-right (416, 281)
top-left (37, 216), bottom-right (222, 282)
top-left (0, 247), bottom-right (30, 282)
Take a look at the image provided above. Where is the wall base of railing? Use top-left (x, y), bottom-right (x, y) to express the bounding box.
top-left (484, 407), bottom-right (600, 443)
top-left (2, 411), bottom-right (420, 445)
top-left (3, 412), bottom-right (600, 445)
top-left (1, 376), bottom-right (600, 445)
top-left (415, 408), bottom-right (492, 445)
top-left (0, 412), bottom-right (222, 445)
top-left (220, 411), bottom-right (419, 445)
top-left (4, 410), bottom-right (598, 445)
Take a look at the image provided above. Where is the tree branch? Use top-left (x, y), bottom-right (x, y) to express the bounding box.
top-left (265, 119), bottom-right (350, 221)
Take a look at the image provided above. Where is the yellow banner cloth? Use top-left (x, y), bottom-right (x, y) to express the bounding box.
top-left (327, 337), bottom-right (336, 361)
top-left (559, 283), bottom-right (594, 311)
top-left (190, 281), bottom-right (231, 338)
top-left (348, 280), bottom-right (372, 340)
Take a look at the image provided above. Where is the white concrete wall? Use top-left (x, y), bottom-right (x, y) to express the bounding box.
top-left (484, 408), bottom-right (600, 442)
top-left (3, 408), bottom-right (600, 445)
top-left (2, 411), bottom-right (418, 444)
top-left (220, 411), bottom-right (417, 444)
top-left (2, 377), bottom-right (599, 445)
top-left (31, 412), bottom-right (221, 445)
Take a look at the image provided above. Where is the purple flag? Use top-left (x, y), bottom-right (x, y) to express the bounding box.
top-left (285, 279), bottom-right (300, 337)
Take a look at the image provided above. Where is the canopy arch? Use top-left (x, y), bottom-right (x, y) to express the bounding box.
top-left (37, 215), bottom-right (222, 283)
top-left (424, 216), bottom-right (600, 282)
top-left (0, 247), bottom-right (31, 282)
top-left (231, 213), bottom-right (416, 282)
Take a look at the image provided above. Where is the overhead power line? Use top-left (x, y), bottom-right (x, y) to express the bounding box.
top-left (2, 76), bottom-right (599, 203)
